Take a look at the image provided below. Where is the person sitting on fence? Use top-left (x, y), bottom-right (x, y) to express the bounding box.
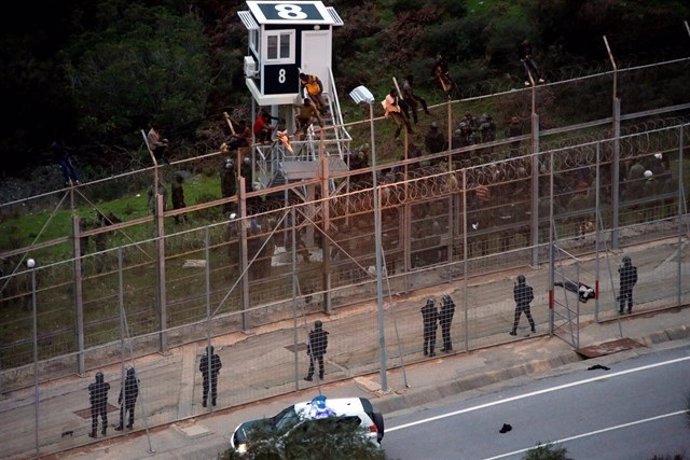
top-left (518, 39), bottom-right (545, 86)
top-left (554, 280), bottom-right (596, 303)
top-left (383, 87), bottom-right (413, 140)
top-left (253, 110), bottom-right (274, 144)
top-left (431, 53), bottom-right (456, 97)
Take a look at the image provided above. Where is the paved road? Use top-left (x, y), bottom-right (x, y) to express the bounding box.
top-left (384, 344), bottom-right (690, 459)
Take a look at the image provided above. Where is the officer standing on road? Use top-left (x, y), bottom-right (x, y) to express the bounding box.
top-left (199, 345), bottom-right (222, 407)
top-left (115, 367), bottom-right (139, 431)
top-left (510, 274), bottom-right (536, 336)
top-left (618, 255), bottom-right (638, 314)
top-left (305, 320), bottom-right (329, 381)
top-left (88, 371), bottom-right (110, 438)
top-left (439, 294), bottom-right (456, 352)
top-left (421, 298), bottom-right (438, 357)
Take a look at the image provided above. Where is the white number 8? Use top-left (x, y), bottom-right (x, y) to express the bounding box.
top-left (275, 4), bottom-right (307, 20)
top-left (278, 68), bottom-right (286, 84)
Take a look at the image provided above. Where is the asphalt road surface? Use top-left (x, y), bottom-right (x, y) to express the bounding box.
top-left (384, 346), bottom-right (690, 460)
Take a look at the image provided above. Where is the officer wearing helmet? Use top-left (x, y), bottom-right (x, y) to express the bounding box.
top-left (199, 345), bottom-right (222, 407)
top-left (421, 298), bottom-right (439, 356)
top-left (618, 255), bottom-right (638, 314)
top-left (220, 156), bottom-right (236, 216)
top-left (510, 274), bottom-right (535, 336)
top-left (88, 371), bottom-right (111, 438)
top-left (305, 320), bottom-right (329, 381)
top-left (116, 367), bottom-right (139, 431)
top-left (439, 294), bottom-right (456, 352)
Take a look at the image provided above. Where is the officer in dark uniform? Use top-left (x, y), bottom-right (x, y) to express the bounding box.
top-left (305, 320), bottom-right (329, 381)
top-left (618, 255), bottom-right (638, 314)
top-left (115, 367), bottom-right (139, 431)
top-left (421, 298), bottom-right (438, 356)
top-left (171, 174), bottom-right (187, 224)
top-left (511, 274), bottom-right (536, 335)
top-left (439, 294), bottom-right (456, 352)
top-left (199, 345), bottom-right (222, 407)
top-left (88, 371), bottom-right (110, 438)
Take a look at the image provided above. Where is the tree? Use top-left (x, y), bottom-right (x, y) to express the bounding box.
top-left (523, 442), bottom-right (572, 460)
top-left (61, 2), bottom-right (211, 157)
top-left (220, 416), bottom-right (386, 460)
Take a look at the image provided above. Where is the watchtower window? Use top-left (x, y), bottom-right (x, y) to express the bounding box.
top-left (265, 30), bottom-right (294, 64)
top-left (250, 29), bottom-right (259, 54)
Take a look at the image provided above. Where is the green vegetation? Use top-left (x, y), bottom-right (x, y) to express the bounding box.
top-left (523, 442), bottom-right (571, 460)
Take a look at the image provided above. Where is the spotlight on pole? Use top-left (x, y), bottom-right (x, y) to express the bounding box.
top-left (27, 258), bottom-right (36, 269)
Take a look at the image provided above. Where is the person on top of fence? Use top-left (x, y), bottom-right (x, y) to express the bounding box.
top-left (510, 274), bottom-right (536, 336)
top-left (199, 345), bottom-right (222, 407)
top-left (294, 98), bottom-right (324, 141)
top-left (421, 297), bottom-right (438, 357)
top-left (518, 39), bottom-right (545, 86)
top-left (383, 87), bottom-right (413, 141)
top-left (299, 72), bottom-right (328, 115)
top-left (401, 74), bottom-right (430, 124)
top-left (147, 122), bottom-right (170, 165)
top-left (618, 255), bottom-right (638, 314)
top-left (51, 139), bottom-right (80, 187)
top-left (253, 109), bottom-right (275, 144)
top-left (305, 320), bottom-right (329, 381)
top-left (431, 53), bottom-right (456, 98)
top-left (88, 371), bottom-right (110, 438)
top-left (115, 367), bottom-right (139, 431)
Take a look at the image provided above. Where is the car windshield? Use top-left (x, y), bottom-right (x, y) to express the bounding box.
top-left (272, 406), bottom-right (300, 431)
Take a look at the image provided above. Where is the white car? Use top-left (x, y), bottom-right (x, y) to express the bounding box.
top-left (230, 395), bottom-right (384, 455)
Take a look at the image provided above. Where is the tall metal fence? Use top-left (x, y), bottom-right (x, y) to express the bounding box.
top-left (0, 56), bottom-right (689, 458)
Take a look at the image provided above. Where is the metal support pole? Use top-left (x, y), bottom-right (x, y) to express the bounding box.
top-left (604, 35), bottom-right (621, 249)
top-left (118, 247), bottom-right (126, 419)
top-left (462, 169), bottom-right (469, 353)
top-left (548, 151), bottom-right (555, 335)
top-left (678, 126), bottom-right (684, 306)
top-left (291, 208), bottom-right (300, 390)
top-left (72, 216), bottom-right (85, 375)
top-left (369, 102), bottom-right (388, 392)
top-left (530, 112), bottom-right (540, 266)
top-left (319, 130), bottom-right (332, 314)
top-left (155, 193), bottom-right (167, 352)
top-left (238, 177), bottom-right (250, 331)
top-left (204, 227), bottom-right (214, 412)
top-left (31, 264), bottom-right (39, 457)
top-left (594, 143), bottom-right (602, 321)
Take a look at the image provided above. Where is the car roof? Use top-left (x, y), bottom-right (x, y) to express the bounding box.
top-left (294, 397), bottom-right (367, 418)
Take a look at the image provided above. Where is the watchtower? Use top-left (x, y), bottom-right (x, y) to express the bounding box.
top-left (238, 1), bottom-right (343, 108)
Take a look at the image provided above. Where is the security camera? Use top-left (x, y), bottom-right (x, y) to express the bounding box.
top-left (26, 258), bottom-right (36, 268)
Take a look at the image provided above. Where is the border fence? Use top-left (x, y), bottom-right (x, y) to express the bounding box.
top-left (0, 56), bottom-right (689, 458)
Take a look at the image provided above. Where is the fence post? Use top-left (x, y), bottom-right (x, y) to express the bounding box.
top-left (530, 112), bottom-right (540, 267)
top-left (594, 143), bottom-right (602, 322)
top-left (156, 193), bottom-right (168, 352)
top-left (291, 208), bottom-right (300, 390)
top-left (238, 177), bottom-right (250, 331)
top-left (604, 35), bottom-right (621, 249)
top-left (31, 263), bottom-right (40, 457)
top-left (320, 133), bottom-right (332, 314)
top-left (462, 168), bottom-right (469, 352)
top-left (72, 215), bottom-right (85, 375)
top-left (678, 126), bottom-right (684, 306)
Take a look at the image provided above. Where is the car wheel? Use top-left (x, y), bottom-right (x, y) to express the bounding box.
top-left (372, 412), bottom-right (384, 443)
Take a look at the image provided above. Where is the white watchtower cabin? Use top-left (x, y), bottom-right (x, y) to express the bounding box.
top-left (237, 0), bottom-right (349, 187)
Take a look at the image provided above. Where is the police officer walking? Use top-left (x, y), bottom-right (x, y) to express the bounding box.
top-left (88, 371), bottom-right (110, 438)
top-left (510, 274), bottom-right (536, 336)
top-left (115, 367), bottom-right (139, 431)
top-left (199, 345), bottom-right (222, 407)
top-left (618, 255), bottom-right (638, 314)
top-left (305, 320), bottom-right (329, 381)
top-left (439, 294), bottom-right (456, 352)
top-left (421, 298), bottom-right (438, 357)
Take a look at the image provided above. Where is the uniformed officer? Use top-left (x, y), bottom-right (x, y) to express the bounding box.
top-left (305, 320), bottom-right (329, 381)
top-left (511, 274), bottom-right (536, 335)
top-left (199, 345), bottom-right (222, 407)
top-left (439, 294), bottom-right (456, 352)
top-left (88, 371), bottom-right (110, 438)
top-left (421, 298), bottom-right (438, 357)
top-left (115, 367), bottom-right (139, 431)
top-left (618, 255), bottom-right (638, 314)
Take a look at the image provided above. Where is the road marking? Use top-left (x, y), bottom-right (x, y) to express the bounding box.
top-left (482, 410), bottom-right (687, 460)
top-left (387, 355), bottom-right (690, 432)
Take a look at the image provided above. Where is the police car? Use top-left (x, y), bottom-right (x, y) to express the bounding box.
top-left (230, 395), bottom-right (384, 455)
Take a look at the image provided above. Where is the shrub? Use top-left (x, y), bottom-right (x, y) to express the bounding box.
top-left (523, 442), bottom-right (571, 460)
